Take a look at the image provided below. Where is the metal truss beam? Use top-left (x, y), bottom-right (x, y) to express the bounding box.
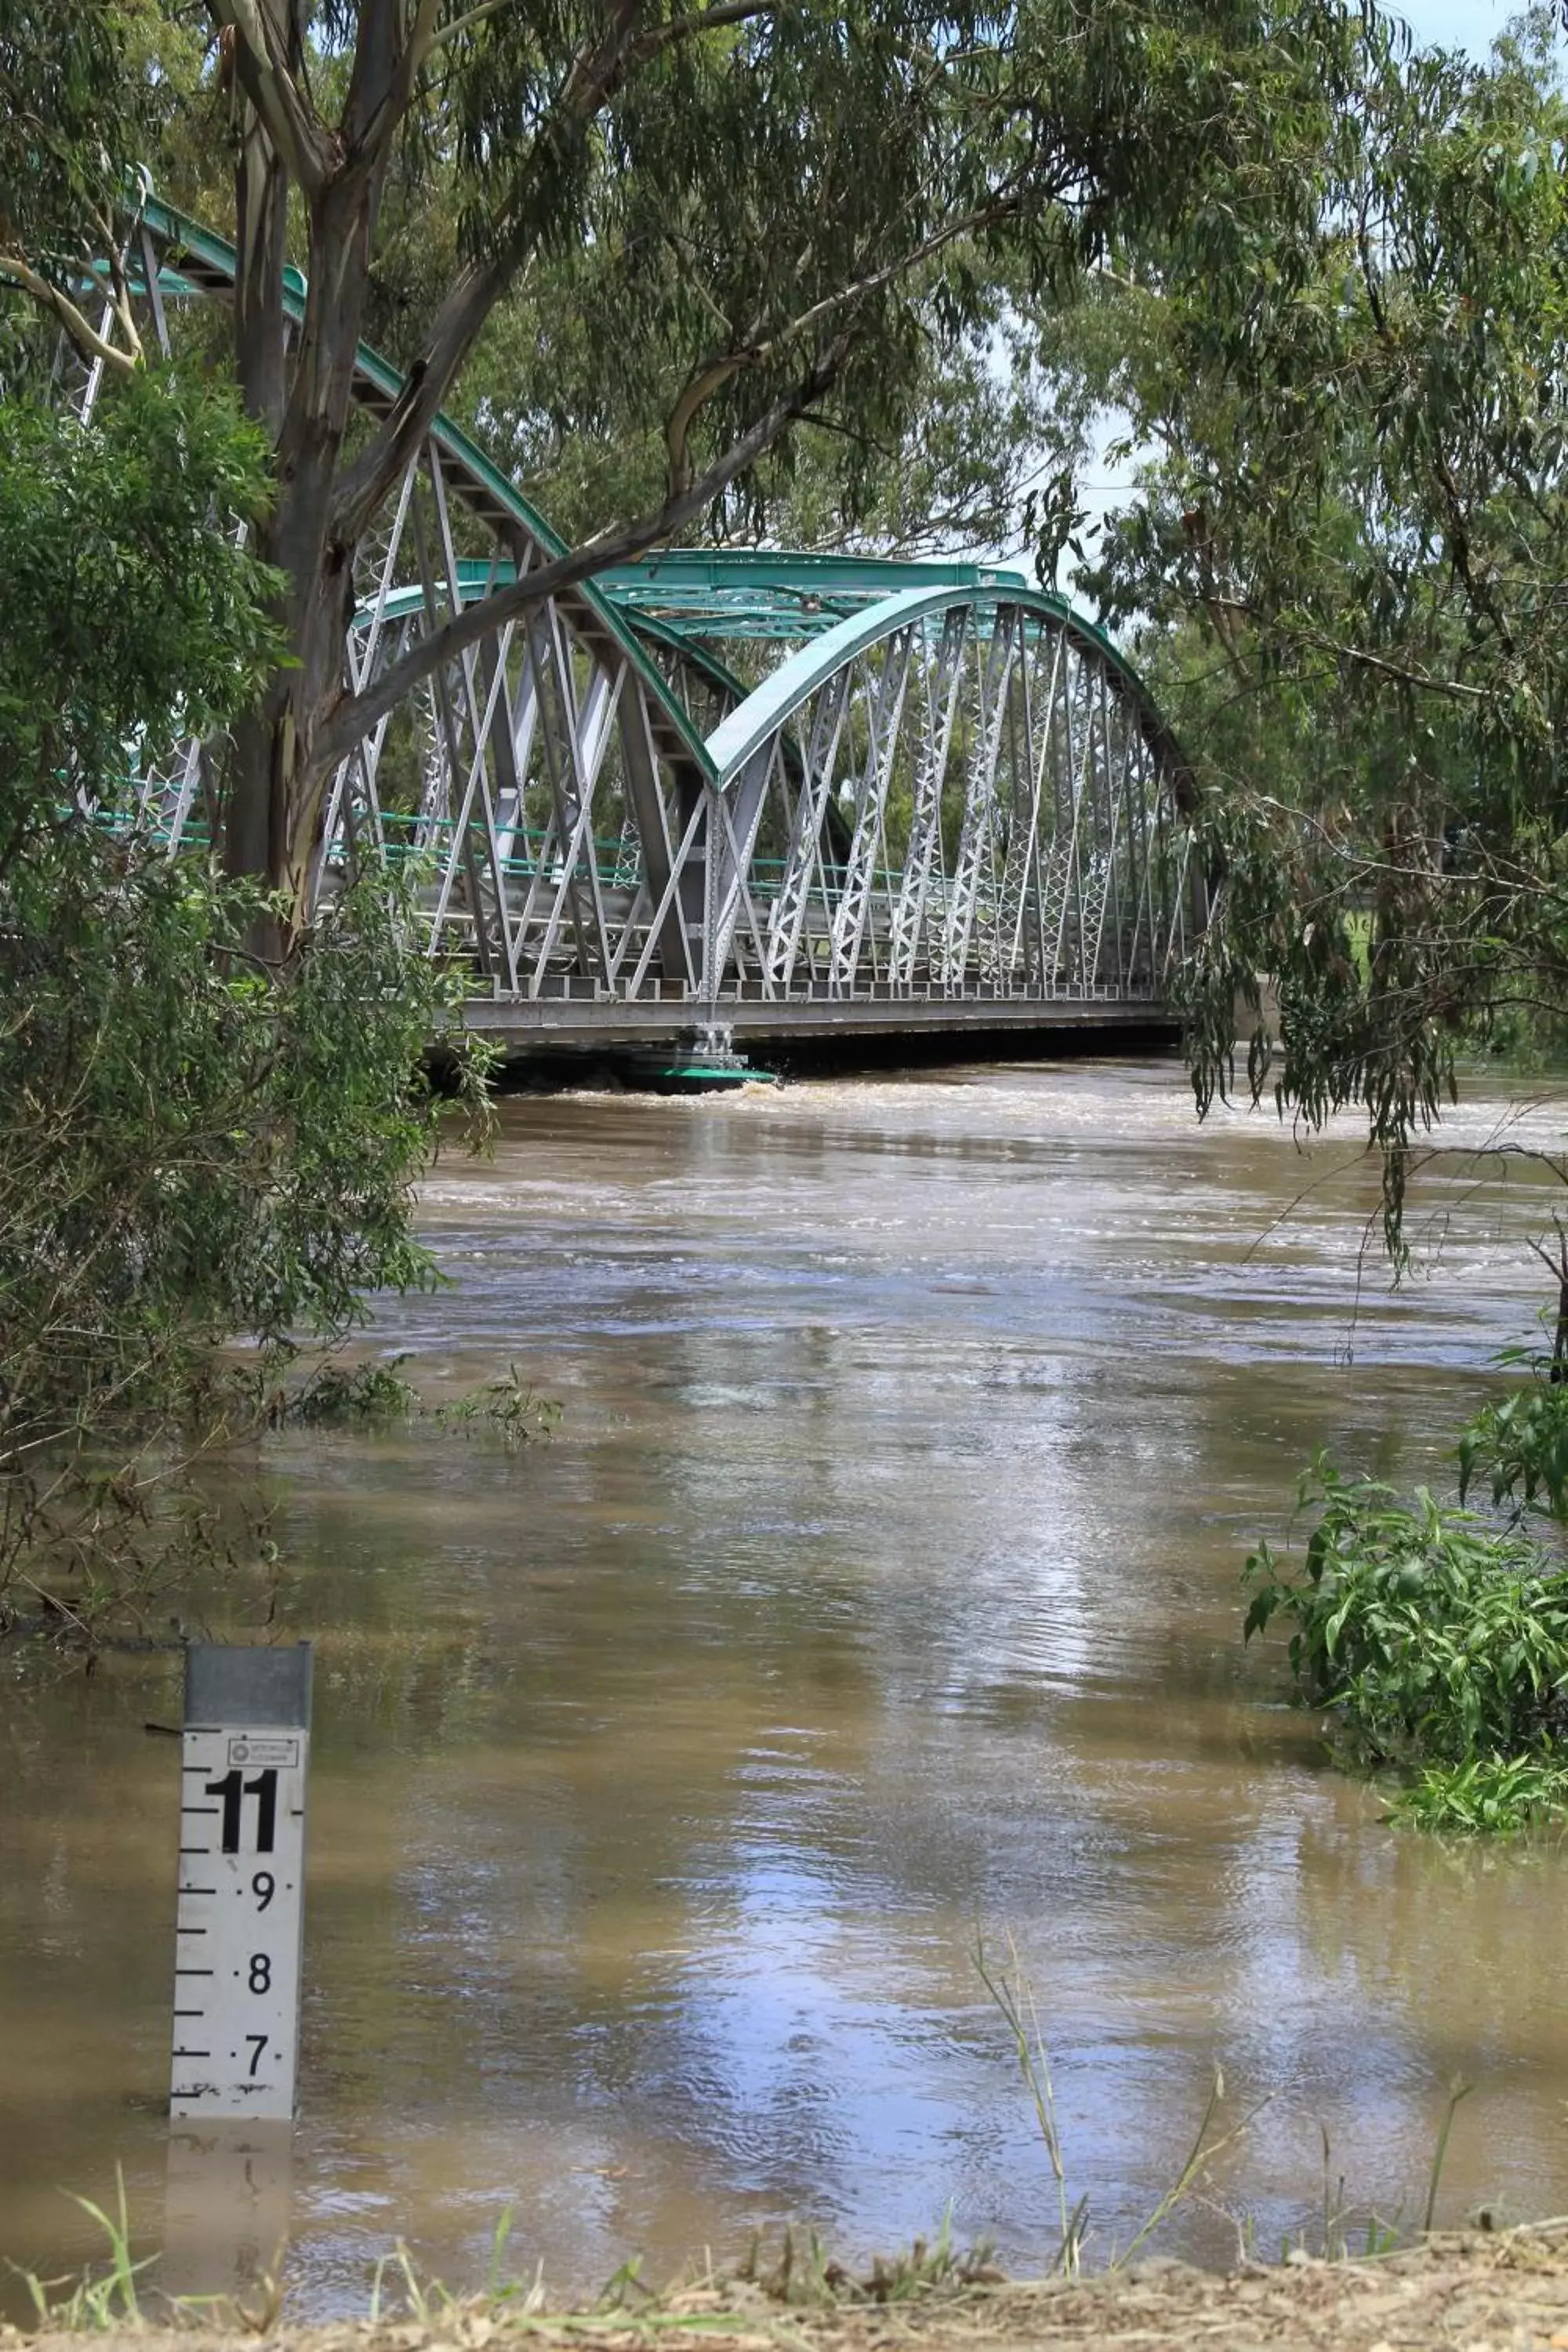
top-left (85, 189), bottom-right (1203, 1032)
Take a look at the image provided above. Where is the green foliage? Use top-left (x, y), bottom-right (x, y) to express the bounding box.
top-left (288, 1356), bottom-right (422, 1427)
top-left (1026, 12), bottom-right (1568, 1259)
top-left (1385, 1753), bottom-right (1568, 1836)
top-left (0, 378), bottom-right (493, 1631)
top-left (436, 1366), bottom-right (562, 1449)
top-left (0, 371), bottom-right (281, 853)
top-left (0, 4), bottom-right (143, 276)
top-left (0, 837), bottom-right (492, 1627)
top-left (418, 0), bottom-right (1360, 532)
top-left (1457, 1352), bottom-right (1568, 1523)
top-left (0, 2), bottom-right (207, 394)
top-left (1243, 1457), bottom-right (1568, 1769)
top-left (452, 258), bottom-right (1059, 559)
top-left (2, 842), bottom-right (470, 1421)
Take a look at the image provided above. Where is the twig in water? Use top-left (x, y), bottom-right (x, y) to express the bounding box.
top-left (1423, 2080), bottom-right (1473, 2236)
top-left (973, 1928), bottom-right (1083, 2272)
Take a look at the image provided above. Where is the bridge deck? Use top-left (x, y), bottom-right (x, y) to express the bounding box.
top-left (463, 987), bottom-right (1174, 1057)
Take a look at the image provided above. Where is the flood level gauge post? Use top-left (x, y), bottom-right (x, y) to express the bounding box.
top-left (170, 1643), bottom-right (312, 2122)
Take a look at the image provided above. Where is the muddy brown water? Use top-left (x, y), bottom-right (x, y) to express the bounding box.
top-left (5, 1056), bottom-right (1568, 2314)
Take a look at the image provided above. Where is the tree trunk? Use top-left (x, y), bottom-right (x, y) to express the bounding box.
top-left (224, 132), bottom-right (383, 936)
top-left (225, 535), bottom-right (356, 944)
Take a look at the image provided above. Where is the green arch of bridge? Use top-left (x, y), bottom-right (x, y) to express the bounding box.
top-left (136, 194), bottom-right (716, 786)
top-left (132, 193), bottom-right (1187, 809)
top-left (701, 581), bottom-right (1189, 793)
top-left (346, 556), bottom-right (756, 724)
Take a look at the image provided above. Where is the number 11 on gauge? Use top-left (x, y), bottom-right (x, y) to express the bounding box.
top-left (172, 1720), bottom-right (308, 2121)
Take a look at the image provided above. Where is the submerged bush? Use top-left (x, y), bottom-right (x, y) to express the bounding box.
top-left (2, 858), bottom-right (473, 1417)
top-left (1457, 1352), bottom-right (1568, 1524)
top-left (285, 1356), bottom-right (423, 1427)
top-left (0, 844), bottom-right (492, 1632)
top-left (1385, 1754), bottom-right (1568, 1835)
top-left (1243, 1457), bottom-right (1568, 1833)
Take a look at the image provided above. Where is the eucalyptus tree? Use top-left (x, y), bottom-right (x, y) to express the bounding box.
top-left (3, 0), bottom-right (1374, 934)
top-left (1056, 13), bottom-right (1568, 1254)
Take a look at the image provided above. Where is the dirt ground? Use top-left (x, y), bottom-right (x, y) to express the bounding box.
top-left (17, 2227), bottom-right (1568, 2352)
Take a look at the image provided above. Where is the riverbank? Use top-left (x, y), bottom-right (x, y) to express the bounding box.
top-left (14, 2231), bottom-right (1568, 2352)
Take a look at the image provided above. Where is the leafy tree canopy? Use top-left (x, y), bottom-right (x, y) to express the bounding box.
top-left (0, 374), bottom-right (485, 1629)
top-left (1, 0), bottom-right (1379, 919)
top-left (0, 369), bottom-right (279, 858)
top-left (1022, 9), bottom-right (1568, 1255)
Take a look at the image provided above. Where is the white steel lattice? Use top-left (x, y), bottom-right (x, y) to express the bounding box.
top-left (82, 197), bottom-right (1203, 1029)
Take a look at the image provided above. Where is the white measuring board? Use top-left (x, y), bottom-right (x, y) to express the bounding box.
top-left (171, 1645), bottom-right (312, 2123)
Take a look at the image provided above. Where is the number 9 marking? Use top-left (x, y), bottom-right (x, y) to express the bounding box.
top-left (252, 1871), bottom-right (275, 1913)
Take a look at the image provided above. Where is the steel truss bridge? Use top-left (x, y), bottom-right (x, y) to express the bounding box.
top-left (84, 198), bottom-right (1205, 1062)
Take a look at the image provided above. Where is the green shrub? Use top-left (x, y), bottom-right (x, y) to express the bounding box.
top-left (0, 377), bottom-right (493, 1634)
top-left (1243, 1457), bottom-right (1568, 1773)
top-left (1457, 1352), bottom-right (1568, 1523)
top-left (287, 1357), bottom-right (422, 1427)
top-left (1385, 1754), bottom-right (1568, 1837)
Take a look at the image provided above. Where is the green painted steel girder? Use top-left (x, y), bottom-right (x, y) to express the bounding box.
top-left (592, 548), bottom-right (1032, 641)
top-left (354, 550), bottom-right (1037, 646)
top-left (120, 194), bottom-right (1184, 794)
top-left (705, 582), bottom-right (1189, 791)
top-left (130, 196), bottom-right (717, 786)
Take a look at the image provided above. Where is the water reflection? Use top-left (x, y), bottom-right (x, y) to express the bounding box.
top-left (2, 1058), bottom-right (1566, 2310)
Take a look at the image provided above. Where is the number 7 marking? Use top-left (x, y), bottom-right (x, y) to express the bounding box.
top-left (245, 2034), bottom-right (269, 2078)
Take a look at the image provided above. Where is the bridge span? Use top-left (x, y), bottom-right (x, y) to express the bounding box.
top-left (95, 201), bottom-right (1206, 1068)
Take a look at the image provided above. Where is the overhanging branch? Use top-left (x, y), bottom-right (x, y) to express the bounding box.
top-left (0, 256), bottom-right (138, 377)
top-left (662, 193), bottom-right (1022, 494)
top-left (316, 334), bottom-right (854, 772)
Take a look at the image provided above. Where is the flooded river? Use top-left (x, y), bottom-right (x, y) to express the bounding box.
top-left (4, 1055), bottom-right (1568, 2309)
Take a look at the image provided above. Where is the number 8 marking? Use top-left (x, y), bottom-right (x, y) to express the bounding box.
top-left (249, 1954), bottom-right (271, 1994)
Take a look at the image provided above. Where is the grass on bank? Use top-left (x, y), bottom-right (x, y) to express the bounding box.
top-left (9, 2197), bottom-right (1009, 2338)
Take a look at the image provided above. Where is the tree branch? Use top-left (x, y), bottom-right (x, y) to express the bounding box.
top-left (662, 194), bottom-right (1021, 495)
top-left (0, 256), bottom-right (138, 377)
top-left (1200, 596), bottom-right (1490, 702)
top-left (343, 0), bottom-right (445, 177)
top-left (624, 0), bottom-right (782, 62)
top-left (665, 357), bottom-right (744, 494)
top-left (428, 0), bottom-right (517, 48)
top-left (330, 249), bottom-right (513, 543)
top-left (332, 0), bottom-right (789, 539)
top-left (744, 195), bottom-right (1020, 361)
top-left (205, 0), bottom-right (334, 194)
top-left (100, 220), bottom-right (147, 366)
top-left (317, 333), bottom-right (855, 772)
top-left (427, 0), bottom-right (779, 60)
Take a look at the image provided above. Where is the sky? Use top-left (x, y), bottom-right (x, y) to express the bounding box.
top-left (1392, 0), bottom-right (1515, 51)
